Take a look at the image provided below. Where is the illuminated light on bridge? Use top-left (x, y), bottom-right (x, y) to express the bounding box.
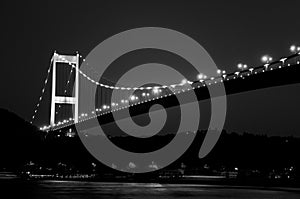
top-left (290, 45), bottom-right (300, 53)
top-left (102, 105), bottom-right (109, 110)
top-left (180, 79), bottom-right (188, 85)
top-left (261, 55), bottom-right (273, 64)
top-left (237, 63), bottom-right (248, 70)
top-left (264, 63), bottom-right (270, 69)
top-left (31, 46), bottom-right (300, 131)
top-left (197, 73), bottom-right (204, 80)
top-left (152, 87), bottom-right (161, 95)
top-left (130, 95), bottom-right (138, 101)
top-left (280, 58), bottom-right (288, 63)
top-left (30, 61), bottom-right (52, 123)
top-left (197, 73), bottom-right (207, 80)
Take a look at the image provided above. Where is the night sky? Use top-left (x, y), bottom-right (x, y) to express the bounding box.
top-left (1, 0), bottom-right (300, 136)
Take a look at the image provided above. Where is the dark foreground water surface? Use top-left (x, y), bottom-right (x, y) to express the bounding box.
top-left (1, 178), bottom-right (300, 199)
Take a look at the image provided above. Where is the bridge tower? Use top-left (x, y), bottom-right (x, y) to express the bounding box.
top-left (50, 52), bottom-right (79, 126)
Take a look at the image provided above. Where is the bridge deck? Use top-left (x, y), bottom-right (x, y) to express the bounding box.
top-left (51, 61), bottom-right (300, 133)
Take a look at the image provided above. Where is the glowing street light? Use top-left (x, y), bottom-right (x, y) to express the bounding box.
top-left (290, 45), bottom-right (296, 52)
top-left (181, 79), bottom-right (188, 85)
top-left (261, 55), bottom-right (273, 64)
top-left (197, 73), bottom-right (204, 80)
top-left (237, 63), bottom-right (248, 70)
top-left (130, 95), bottom-right (136, 101)
top-left (129, 95), bottom-right (138, 101)
top-left (152, 87), bottom-right (160, 95)
top-left (290, 45), bottom-right (300, 53)
top-left (197, 73), bottom-right (207, 81)
top-left (216, 69), bottom-right (226, 76)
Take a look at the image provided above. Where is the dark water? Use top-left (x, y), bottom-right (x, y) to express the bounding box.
top-left (1, 178), bottom-right (300, 199)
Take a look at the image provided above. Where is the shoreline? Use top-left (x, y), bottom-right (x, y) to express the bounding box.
top-left (2, 177), bottom-right (300, 193)
top-left (2, 171), bottom-right (300, 191)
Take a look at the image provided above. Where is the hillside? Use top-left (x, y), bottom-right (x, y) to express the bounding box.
top-left (0, 108), bottom-right (45, 169)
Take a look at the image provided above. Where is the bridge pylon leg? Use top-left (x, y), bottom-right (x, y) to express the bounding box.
top-left (50, 52), bottom-right (79, 127)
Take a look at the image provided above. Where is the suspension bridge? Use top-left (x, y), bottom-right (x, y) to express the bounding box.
top-left (30, 49), bottom-right (300, 135)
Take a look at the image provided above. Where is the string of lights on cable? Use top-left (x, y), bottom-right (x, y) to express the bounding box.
top-left (37, 45), bottom-right (300, 131)
top-left (30, 58), bottom-right (53, 124)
